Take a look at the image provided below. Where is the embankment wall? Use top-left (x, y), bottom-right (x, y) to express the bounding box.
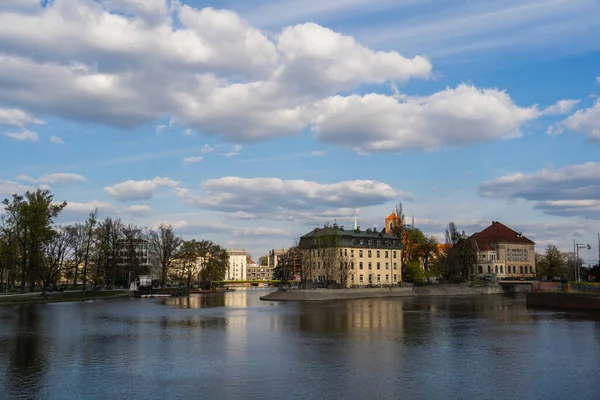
top-left (526, 292), bottom-right (600, 311)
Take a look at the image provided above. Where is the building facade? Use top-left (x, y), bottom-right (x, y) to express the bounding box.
top-left (110, 238), bottom-right (159, 281)
top-left (466, 221), bottom-right (536, 279)
top-left (226, 249), bottom-right (247, 281)
top-left (298, 224), bottom-right (403, 287)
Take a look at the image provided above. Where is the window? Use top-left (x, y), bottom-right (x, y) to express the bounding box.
top-left (385, 251), bottom-right (389, 258)
top-left (393, 251), bottom-right (397, 259)
top-left (520, 266), bottom-right (523, 274)
top-left (377, 274), bottom-right (381, 283)
top-left (351, 262), bottom-right (355, 270)
top-left (530, 266), bottom-right (533, 274)
top-left (385, 262), bottom-right (389, 270)
top-left (359, 262), bottom-right (363, 270)
top-left (368, 250), bottom-right (372, 257)
top-left (351, 275), bottom-right (355, 282)
top-left (478, 265), bottom-right (483, 273)
top-left (368, 274), bottom-right (372, 282)
top-left (368, 262), bottom-right (372, 270)
top-left (495, 266), bottom-right (498, 273)
top-left (385, 274), bottom-right (389, 283)
top-left (344, 249), bottom-right (347, 256)
top-left (487, 266), bottom-right (491, 273)
top-left (351, 249), bottom-right (354, 257)
top-left (359, 274), bottom-right (364, 283)
top-left (377, 262), bottom-right (381, 270)
top-left (393, 274), bottom-right (398, 282)
top-left (393, 262), bottom-right (397, 270)
top-left (340, 249), bottom-right (343, 256)
top-left (500, 265), bottom-right (503, 273)
top-left (359, 250), bottom-right (363, 257)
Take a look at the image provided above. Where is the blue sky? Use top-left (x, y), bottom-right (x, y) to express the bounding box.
top-left (0, 0), bottom-right (599, 264)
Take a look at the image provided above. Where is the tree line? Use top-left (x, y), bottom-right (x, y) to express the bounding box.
top-left (0, 189), bottom-right (229, 296)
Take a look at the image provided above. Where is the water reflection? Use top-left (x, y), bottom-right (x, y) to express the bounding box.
top-left (5, 306), bottom-right (47, 400)
top-left (0, 291), bottom-right (600, 400)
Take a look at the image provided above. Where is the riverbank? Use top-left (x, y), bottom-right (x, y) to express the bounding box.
top-left (0, 290), bottom-right (131, 306)
top-left (260, 283), bottom-right (505, 301)
top-left (526, 291), bottom-right (600, 311)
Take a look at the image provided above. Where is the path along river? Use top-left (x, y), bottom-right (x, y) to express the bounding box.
top-left (1, 288), bottom-right (599, 399)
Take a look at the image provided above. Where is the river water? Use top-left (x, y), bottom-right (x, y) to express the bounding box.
top-left (0, 289), bottom-right (599, 400)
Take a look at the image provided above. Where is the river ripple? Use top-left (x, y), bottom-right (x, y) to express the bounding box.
top-left (0, 289), bottom-right (599, 400)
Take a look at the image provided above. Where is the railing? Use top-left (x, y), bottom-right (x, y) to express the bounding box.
top-left (569, 283), bottom-right (600, 292)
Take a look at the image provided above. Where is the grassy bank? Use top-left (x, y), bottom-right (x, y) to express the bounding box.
top-left (0, 290), bottom-right (130, 306)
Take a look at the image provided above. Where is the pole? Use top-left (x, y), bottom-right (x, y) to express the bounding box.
top-left (5, 269), bottom-right (8, 294)
top-left (576, 245), bottom-right (580, 283)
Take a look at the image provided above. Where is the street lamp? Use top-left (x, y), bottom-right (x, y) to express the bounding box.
top-left (576, 243), bottom-right (591, 282)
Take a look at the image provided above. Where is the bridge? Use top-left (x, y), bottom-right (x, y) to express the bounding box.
top-left (497, 280), bottom-right (536, 293)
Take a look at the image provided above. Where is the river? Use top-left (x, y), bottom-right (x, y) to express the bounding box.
top-left (0, 289), bottom-right (599, 399)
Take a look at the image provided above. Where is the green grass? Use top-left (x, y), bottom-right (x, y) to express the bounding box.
top-left (0, 290), bottom-right (129, 305)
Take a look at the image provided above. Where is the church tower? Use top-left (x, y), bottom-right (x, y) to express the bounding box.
top-left (385, 212), bottom-right (401, 234)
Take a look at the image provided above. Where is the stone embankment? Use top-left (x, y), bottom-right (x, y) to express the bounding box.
top-left (526, 292), bottom-right (600, 310)
top-left (260, 284), bottom-right (505, 301)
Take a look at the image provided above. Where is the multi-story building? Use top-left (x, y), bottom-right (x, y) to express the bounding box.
top-left (226, 249), bottom-right (247, 281)
top-left (246, 256), bottom-right (260, 280)
top-left (298, 223), bottom-right (403, 287)
top-left (275, 247), bottom-right (303, 281)
top-left (110, 238), bottom-right (159, 281)
top-left (465, 221), bottom-right (536, 279)
top-left (268, 248), bottom-right (285, 278)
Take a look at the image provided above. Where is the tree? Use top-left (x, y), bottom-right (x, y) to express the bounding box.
top-left (94, 217), bottom-right (123, 287)
top-left (198, 242), bottom-right (229, 290)
top-left (537, 244), bottom-right (567, 279)
top-left (404, 260), bottom-right (425, 283)
top-left (175, 240), bottom-right (199, 292)
top-left (81, 210), bottom-right (98, 292)
top-left (421, 235), bottom-right (439, 273)
top-left (64, 223), bottom-right (86, 286)
top-left (40, 227), bottom-right (71, 296)
top-left (149, 224), bottom-right (181, 287)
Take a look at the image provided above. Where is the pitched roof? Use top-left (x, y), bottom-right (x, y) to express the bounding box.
top-left (472, 221), bottom-right (535, 246)
top-left (300, 226), bottom-right (397, 240)
top-left (385, 212), bottom-right (399, 220)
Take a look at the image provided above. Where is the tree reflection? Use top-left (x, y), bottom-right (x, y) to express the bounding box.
top-left (162, 293), bottom-right (226, 309)
top-left (6, 305), bottom-right (47, 400)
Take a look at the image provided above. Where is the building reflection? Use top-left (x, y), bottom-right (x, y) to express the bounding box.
top-left (163, 293), bottom-right (226, 309)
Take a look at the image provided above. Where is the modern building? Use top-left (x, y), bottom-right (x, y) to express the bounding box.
top-left (110, 238), bottom-right (159, 281)
top-left (464, 221), bottom-right (536, 279)
top-left (275, 247), bottom-right (303, 282)
top-left (226, 249), bottom-right (247, 281)
top-left (298, 223), bottom-right (403, 287)
top-left (246, 256), bottom-right (260, 280)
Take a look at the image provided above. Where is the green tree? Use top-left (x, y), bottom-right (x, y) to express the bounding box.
top-left (176, 240), bottom-right (199, 292)
top-left (404, 260), bottom-right (425, 283)
top-left (537, 244), bottom-right (566, 279)
top-left (198, 242), bottom-right (229, 289)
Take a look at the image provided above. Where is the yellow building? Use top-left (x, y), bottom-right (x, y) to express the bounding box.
top-left (298, 223), bottom-right (403, 287)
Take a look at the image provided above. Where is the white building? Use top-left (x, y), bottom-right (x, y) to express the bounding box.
top-left (226, 249), bottom-right (247, 281)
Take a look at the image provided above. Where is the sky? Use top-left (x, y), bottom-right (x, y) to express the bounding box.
top-left (0, 0), bottom-right (599, 265)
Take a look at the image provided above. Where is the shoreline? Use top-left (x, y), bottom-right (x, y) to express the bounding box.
top-left (260, 283), bottom-right (507, 302)
top-left (0, 290), bottom-right (131, 306)
top-left (526, 291), bottom-right (600, 311)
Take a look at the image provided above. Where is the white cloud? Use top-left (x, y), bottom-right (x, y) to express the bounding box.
top-left (224, 144), bottom-right (242, 157)
top-left (155, 124), bottom-right (166, 133)
top-left (177, 177), bottom-right (409, 220)
top-left (49, 135), bottom-right (64, 144)
top-left (478, 162), bottom-right (600, 219)
top-left (200, 144), bottom-right (214, 154)
top-left (0, 179), bottom-right (32, 195)
top-left (104, 176), bottom-right (179, 201)
top-left (5, 129), bottom-right (39, 141)
top-left (183, 156), bottom-right (203, 164)
top-left (541, 99), bottom-right (580, 115)
top-left (310, 150), bottom-right (325, 157)
top-left (0, 108), bottom-right (44, 127)
top-left (122, 204), bottom-right (155, 216)
top-left (16, 173), bottom-right (87, 185)
top-left (552, 99), bottom-right (600, 142)
top-left (62, 200), bottom-right (116, 215)
top-left (310, 84), bottom-right (540, 152)
top-left (596, 76), bottom-right (600, 83)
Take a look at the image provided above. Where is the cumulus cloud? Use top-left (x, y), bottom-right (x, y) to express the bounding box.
top-left (176, 177), bottom-right (409, 220)
top-left (104, 176), bottom-right (179, 201)
top-left (541, 99), bottom-right (580, 115)
top-left (478, 162), bottom-right (600, 219)
top-left (16, 172), bottom-right (87, 185)
top-left (224, 144), bottom-right (242, 157)
top-left (551, 99), bottom-right (600, 142)
top-left (0, 179), bottom-right (32, 195)
top-left (5, 129), bottom-right (39, 141)
top-left (310, 85), bottom-right (540, 152)
top-left (122, 204), bottom-right (155, 216)
top-left (200, 144), bottom-right (214, 154)
top-left (49, 135), bottom-right (64, 144)
top-left (0, 108), bottom-right (44, 127)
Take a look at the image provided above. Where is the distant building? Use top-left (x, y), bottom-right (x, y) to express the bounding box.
top-left (226, 249), bottom-right (247, 281)
top-left (246, 256), bottom-right (260, 280)
top-left (451, 221), bottom-right (536, 279)
top-left (267, 248), bottom-right (285, 279)
top-left (275, 247), bottom-right (303, 281)
top-left (298, 224), bottom-right (403, 287)
top-left (110, 238), bottom-right (159, 281)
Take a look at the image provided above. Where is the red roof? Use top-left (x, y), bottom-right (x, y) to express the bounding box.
top-left (471, 221), bottom-right (535, 247)
top-left (386, 212), bottom-right (398, 220)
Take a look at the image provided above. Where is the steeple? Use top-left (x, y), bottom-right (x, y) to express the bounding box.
top-left (353, 209), bottom-right (358, 230)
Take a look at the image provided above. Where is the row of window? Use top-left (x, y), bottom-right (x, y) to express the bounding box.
top-left (311, 274), bottom-right (399, 283)
top-left (312, 261), bottom-right (399, 270)
top-left (476, 265), bottom-right (534, 274)
top-left (313, 249), bottom-right (398, 259)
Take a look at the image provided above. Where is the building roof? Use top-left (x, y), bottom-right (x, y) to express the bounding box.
top-left (470, 221), bottom-right (535, 248)
top-left (385, 212), bottom-right (399, 220)
top-left (300, 226), bottom-right (397, 240)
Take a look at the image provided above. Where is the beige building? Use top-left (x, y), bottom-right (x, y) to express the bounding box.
top-left (298, 224), bottom-right (403, 287)
top-left (467, 221), bottom-right (536, 279)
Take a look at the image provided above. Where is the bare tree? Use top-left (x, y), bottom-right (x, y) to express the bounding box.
top-left (81, 210), bottom-right (98, 292)
top-left (40, 227), bottom-right (71, 296)
top-left (149, 224), bottom-right (181, 287)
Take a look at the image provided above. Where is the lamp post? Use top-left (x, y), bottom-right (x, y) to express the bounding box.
top-left (576, 243), bottom-right (591, 282)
